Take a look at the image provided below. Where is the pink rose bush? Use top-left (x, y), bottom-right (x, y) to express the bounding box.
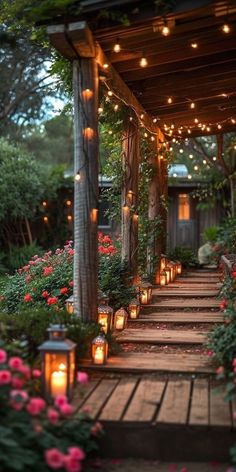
top-left (0, 343), bottom-right (102, 471)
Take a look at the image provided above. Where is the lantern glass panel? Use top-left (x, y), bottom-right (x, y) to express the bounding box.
top-left (92, 336), bottom-right (108, 365)
top-left (165, 267), bottom-right (171, 284)
top-left (160, 257), bottom-right (166, 271)
top-left (114, 309), bottom-right (128, 330)
top-left (160, 271), bottom-right (167, 286)
top-left (128, 300), bottom-right (140, 319)
top-left (45, 353), bottom-right (68, 398)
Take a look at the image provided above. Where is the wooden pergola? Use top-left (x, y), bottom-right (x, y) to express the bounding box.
top-left (46, 0), bottom-right (236, 321)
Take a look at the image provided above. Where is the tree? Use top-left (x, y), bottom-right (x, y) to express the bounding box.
top-left (0, 138), bottom-right (46, 247)
top-left (0, 24), bottom-right (57, 136)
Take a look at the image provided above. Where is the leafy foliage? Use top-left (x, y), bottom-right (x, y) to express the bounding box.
top-left (167, 246), bottom-right (198, 268)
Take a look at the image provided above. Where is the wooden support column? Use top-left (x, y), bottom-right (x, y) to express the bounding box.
top-left (159, 154), bottom-right (168, 254)
top-left (73, 57), bottom-right (99, 321)
top-left (147, 135), bottom-right (162, 284)
top-left (121, 120), bottom-right (140, 281)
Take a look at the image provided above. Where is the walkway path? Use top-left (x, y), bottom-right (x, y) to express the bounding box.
top-left (78, 269), bottom-right (236, 461)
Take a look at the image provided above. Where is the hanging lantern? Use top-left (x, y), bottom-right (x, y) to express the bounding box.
top-left (91, 335), bottom-right (108, 365)
top-left (38, 324), bottom-right (76, 401)
top-left (113, 307), bottom-right (128, 330)
top-left (160, 255), bottom-right (167, 271)
top-left (160, 270), bottom-right (167, 286)
top-left (65, 295), bottom-right (74, 314)
top-left (176, 261), bottom-right (182, 275)
top-left (164, 266), bottom-right (171, 284)
top-left (128, 299), bottom-right (140, 319)
top-left (97, 304), bottom-right (113, 334)
top-left (139, 279), bottom-right (153, 305)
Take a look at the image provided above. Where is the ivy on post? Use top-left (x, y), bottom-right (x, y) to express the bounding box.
top-left (121, 119), bottom-right (140, 283)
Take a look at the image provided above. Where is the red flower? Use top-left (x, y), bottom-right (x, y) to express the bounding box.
top-left (102, 235), bottom-right (112, 244)
top-left (24, 293), bottom-right (32, 303)
top-left (60, 287), bottom-right (68, 295)
top-left (231, 271), bottom-right (236, 278)
top-left (47, 297), bottom-right (58, 305)
top-left (219, 299), bottom-right (227, 310)
top-left (25, 275), bottom-right (32, 283)
top-left (42, 290), bottom-right (49, 299)
top-left (43, 266), bottom-right (53, 277)
top-left (69, 280), bottom-right (74, 287)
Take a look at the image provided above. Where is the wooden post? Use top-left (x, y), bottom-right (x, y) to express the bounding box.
top-left (73, 58), bottom-right (99, 321)
top-left (147, 135), bottom-right (163, 284)
top-left (159, 153), bottom-right (168, 254)
top-left (121, 120), bottom-right (140, 281)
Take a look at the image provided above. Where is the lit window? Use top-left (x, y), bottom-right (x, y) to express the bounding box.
top-left (178, 194), bottom-right (190, 220)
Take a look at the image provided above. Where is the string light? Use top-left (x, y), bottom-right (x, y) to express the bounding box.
top-left (42, 201), bottom-right (47, 207)
top-left (171, 124), bottom-right (175, 129)
top-left (140, 55), bottom-right (148, 67)
top-left (129, 116), bottom-right (133, 121)
top-left (161, 22), bottom-right (170, 36)
top-left (140, 113), bottom-right (144, 119)
top-left (179, 148), bottom-right (184, 153)
top-left (194, 118), bottom-right (199, 123)
top-left (75, 172), bottom-right (81, 182)
top-left (43, 216), bottom-right (48, 223)
top-left (203, 160), bottom-right (207, 165)
top-left (217, 124), bottom-right (222, 129)
top-left (222, 23), bottom-right (231, 34)
top-left (194, 165), bottom-right (198, 171)
top-left (188, 174), bottom-right (192, 179)
top-left (66, 200), bottom-right (72, 206)
top-left (153, 118), bottom-right (157, 123)
top-left (231, 118), bottom-right (236, 124)
top-left (114, 104), bottom-right (119, 111)
top-left (113, 39), bottom-right (121, 53)
top-left (107, 91), bottom-right (113, 97)
top-left (213, 156), bottom-right (217, 161)
top-left (67, 215), bottom-right (72, 222)
top-left (190, 101), bottom-right (195, 109)
top-left (98, 107), bottom-right (103, 114)
top-left (108, 130), bottom-right (113, 135)
top-left (189, 154), bottom-right (193, 159)
top-left (167, 97), bottom-right (173, 104)
top-left (150, 136), bottom-right (155, 141)
top-left (191, 42), bottom-right (198, 48)
top-left (173, 173), bottom-right (177, 177)
top-left (103, 63), bottom-right (109, 69)
top-left (206, 126), bottom-right (211, 132)
top-left (144, 132), bottom-right (148, 138)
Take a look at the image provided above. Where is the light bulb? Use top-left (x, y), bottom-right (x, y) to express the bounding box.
top-left (98, 107), bottom-right (103, 114)
top-left (194, 118), bottom-right (199, 123)
top-left (188, 174), bottom-right (192, 179)
top-left (213, 156), bottom-right (217, 161)
top-left (194, 165), bottom-right (198, 171)
top-left (179, 149), bottom-right (183, 153)
top-left (203, 160), bottom-right (207, 164)
top-left (217, 124), bottom-right (222, 129)
top-left (222, 23), bottom-right (230, 34)
top-left (107, 90), bottom-right (113, 96)
top-left (113, 40), bottom-right (121, 53)
top-left (173, 173), bottom-right (177, 178)
top-left (67, 215), bottom-right (72, 222)
top-left (153, 118), bottom-right (157, 123)
top-left (103, 63), bottom-right (109, 69)
top-left (75, 172), bottom-right (81, 182)
top-left (189, 154), bottom-right (193, 159)
top-left (231, 118), bottom-right (236, 124)
top-left (162, 25), bottom-right (170, 36)
top-left (190, 102), bottom-right (195, 109)
top-left (167, 97), bottom-right (173, 104)
top-left (140, 56), bottom-right (148, 67)
top-left (114, 104), bottom-right (119, 111)
top-left (191, 42), bottom-right (198, 49)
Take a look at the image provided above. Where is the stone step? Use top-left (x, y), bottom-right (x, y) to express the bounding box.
top-left (117, 328), bottom-right (208, 345)
top-left (147, 299), bottom-right (220, 309)
top-left (152, 289), bottom-right (219, 297)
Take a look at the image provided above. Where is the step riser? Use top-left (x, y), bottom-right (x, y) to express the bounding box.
top-left (99, 425), bottom-right (234, 461)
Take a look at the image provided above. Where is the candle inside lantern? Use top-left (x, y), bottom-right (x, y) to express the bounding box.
top-left (98, 314), bottom-right (108, 334)
top-left (115, 315), bottom-right (124, 330)
top-left (94, 346), bottom-right (104, 364)
top-left (140, 290), bottom-right (148, 304)
top-left (51, 363), bottom-right (67, 397)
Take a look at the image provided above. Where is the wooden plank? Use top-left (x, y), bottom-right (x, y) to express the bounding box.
top-left (149, 299), bottom-right (220, 308)
top-left (73, 379), bottom-right (100, 410)
top-left (79, 378), bottom-right (118, 419)
top-left (79, 352), bottom-right (215, 374)
top-left (153, 290), bottom-right (218, 297)
top-left (157, 380), bottom-right (191, 424)
top-left (189, 379), bottom-right (209, 426)
top-left (132, 312), bottom-right (223, 323)
top-left (176, 278), bottom-right (221, 284)
top-left (160, 284), bottom-right (222, 289)
top-left (185, 272), bottom-right (220, 277)
top-left (210, 386), bottom-right (232, 428)
top-left (117, 328), bottom-right (208, 344)
top-left (123, 378), bottom-right (165, 422)
top-left (99, 377), bottom-right (137, 421)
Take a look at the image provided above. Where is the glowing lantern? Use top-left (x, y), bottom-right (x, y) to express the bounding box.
top-left (128, 299), bottom-right (140, 319)
top-left (165, 267), bottom-right (171, 284)
top-left (160, 270), bottom-right (167, 286)
top-left (83, 127), bottom-right (94, 140)
top-left (176, 261), bottom-right (182, 275)
top-left (91, 335), bottom-right (108, 365)
top-left (81, 88), bottom-right (93, 100)
top-left (160, 255), bottom-right (167, 270)
top-left (65, 295), bottom-right (74, 314)
top-left (166, 263), bottom-right (175, 282)
top-left (139, 278), bottom-right (153, 305)
top-left (114, 307), bottom-right (128, 330)
top-left (38, 324), bottom-right (76, 401)
top-left (97, 304), bottom-right (113, 334)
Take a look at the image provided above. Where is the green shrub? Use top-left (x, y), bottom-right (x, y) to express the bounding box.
top-left (7, 242), bottom-right (44, 272)
top-left (167, 246), bottom-right (198, 268)
top-left (203, 225), bottom-right (219, 243)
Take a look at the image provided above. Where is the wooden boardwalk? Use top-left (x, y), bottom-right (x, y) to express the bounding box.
top-left (78, 269), bottom-right (233, 460)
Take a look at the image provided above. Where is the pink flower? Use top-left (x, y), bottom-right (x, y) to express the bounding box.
top-left (25, 275), bottom-right (32, 283)
top-left (232, 358), bottom-right (236, 367)
top-left (59, 403), bottom-right (74, 416)
top-left (63, 456), bottom-right (81, 472)
top-left (42, 290), bottom-right (50, 299)
top-left (26, 397), bottom-right (46, 415)
top-left (69, 281), bottom-right (74, 287)
top-left (47, 408), bottom-right (59, 424)
top-left (60, 287), bottom-right (68, 295)
top-left (231, 271), bottom-right (236, 278)
top-left (90, 421), bottom-right (103, 436)
top-left (77, 371), bottom-right (89, 384)
top-left (219, 299), bottom-right (227, 310)
top-left (11, 376), bottom-right (25, 389)
top-left (0, 349), bottom-right (7, 364)
top-left (47, 296), bottom-right (58, 305)
top-left (18, 364), bottom-right (31, 379)
top-left (216, 366), bottom-right (224, 375)
top-left (45, 448), bottom-right (65, 470)
top-left (43, 266), bottom-right (53, 277)
top-left (32, 369), bottom-right (41, 378)
top-left (24, 293), bottom-right (32, 302)
top-left (0, 370), bottom-right (11, 385)
top-left (180, 468), bottom-right (188, 472)
top-left (54, 394), bottom-right (68, 408)
top-left (68, 447), bottom-right (85, 461)
top-left (8, 356), bottom-right (23, 370)
top-left (10, 389), bottom-right (29, 409)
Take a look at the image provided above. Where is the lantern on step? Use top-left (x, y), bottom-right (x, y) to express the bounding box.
top-left (160, 254), bottom-right (167, 271)
top-left (128, 299), bottom-right (140, 319)
top-left (91, 335), bottom-right (108, 365)
top-left (139, 279), bottom-right (153, 305)
top-left (97, 304), bottom-right (113, 334)
top-left (167, 263), bottom-right (175, 282)
top-left (114, 307), bottom-right (128, 330)
top-left (38, 324), bottom-right (76, 401)
top-left (160, 270), bottom-right (167, 286)
top-left (176, 261), bottom-right (182, 275)
top-left (164, 266), bottom-right (171, 284)
top-left (65, 295), bottom-right (74, 314)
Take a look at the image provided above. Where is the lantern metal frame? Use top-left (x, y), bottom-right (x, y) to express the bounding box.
top-left (128, 298), bottom-right (140, 319)
top-left (91, 335), bottom-right (108, 365)
top-left (38, 324), bottom-right (77, 402)
top-left (159, 270), bottom-right (167, 286)
top-left (113, 307), bottom-right (128, 330)
top-left (97, 304), bottom-right (113, 334)
top-left (139, 280), bottom-right (153, 305)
